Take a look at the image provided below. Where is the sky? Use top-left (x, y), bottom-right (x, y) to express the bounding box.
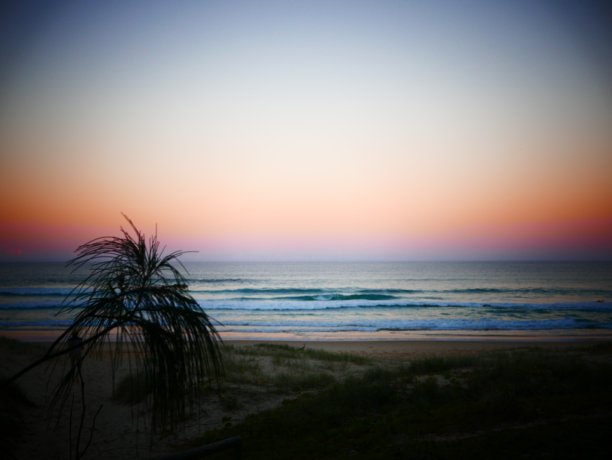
top-left (1, 0), bottom-right (611, 261)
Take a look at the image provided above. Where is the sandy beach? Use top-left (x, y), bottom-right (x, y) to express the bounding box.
top-left (2, 332), bottom-right (610, 460)
top-left (4, 326), bottom-right (612, 345)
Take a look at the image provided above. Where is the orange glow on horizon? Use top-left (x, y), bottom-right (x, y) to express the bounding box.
top-left (1, 1), bottom-right (611, 260)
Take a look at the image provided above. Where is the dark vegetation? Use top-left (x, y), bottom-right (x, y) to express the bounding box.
top-left (0, 374), bottom-right (34, 460)
top-left (51, 215), bottom-right (222, 432)
top-left (0, 337), bottom-right (41, 459)
top-left (188, 344), bottom-right (612, 460)
top-left (2, 216), bottom-right (222, 458)
top-left (113, 343), bottom-right (371, 406)
top-left (4, 339), bottom-right (612, 459)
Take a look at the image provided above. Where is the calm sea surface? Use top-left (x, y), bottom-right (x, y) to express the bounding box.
top-left (1, 262), bottom-right (611, 339)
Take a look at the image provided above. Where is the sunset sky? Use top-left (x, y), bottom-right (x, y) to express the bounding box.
top-left (1, 0), bottom-right (611, 261)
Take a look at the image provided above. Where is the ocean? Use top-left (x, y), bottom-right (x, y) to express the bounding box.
top-left (1, 262), bottom-right (611, 340)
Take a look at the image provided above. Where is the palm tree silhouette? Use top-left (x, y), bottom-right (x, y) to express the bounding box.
top-left (9, 215), bottom-right (222, 431)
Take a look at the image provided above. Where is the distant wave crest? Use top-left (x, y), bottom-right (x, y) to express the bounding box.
top-left (188, 278), bottom-right (246, 284)
top-left (190, 286), bottom-right (612, 298)
top-left (200, 300), bottom-right (612, 312)
top-left (0, 288), bottom-right (75, 297)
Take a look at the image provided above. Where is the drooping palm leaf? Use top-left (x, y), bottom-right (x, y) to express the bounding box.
top-left (49, 215), bottom-right (222, 430)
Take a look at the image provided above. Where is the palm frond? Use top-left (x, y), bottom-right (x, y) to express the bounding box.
top-left (51, 215), bottom-right (222, 431)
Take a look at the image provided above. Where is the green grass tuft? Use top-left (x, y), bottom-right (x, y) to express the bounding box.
top-left (251, 343), bottom-right (371, 365)
top-left (189, 347), bottom-right (612, 459)
top-left (408, 354), bottom-right (478, 375)
top-left (271, 371), bottom-right (336, 392)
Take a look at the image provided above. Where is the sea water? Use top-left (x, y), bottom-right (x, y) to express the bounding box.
top-left (1, 262), bottom-right (611, 339)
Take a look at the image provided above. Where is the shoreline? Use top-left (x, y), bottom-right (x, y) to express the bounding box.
top-left (2, 327), bottom-right (611, 346)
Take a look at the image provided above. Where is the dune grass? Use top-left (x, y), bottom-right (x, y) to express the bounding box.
top-left (5, 337), bottom-right (612, 459)
top-left (219, 343), bottom-right (369, 390)
top-left (234, 343), bottom-right (371, 365)
top-left (0, 377), bottom-right (34, 459)
top-left (189, 345), bottom-right (612, 459)
top-left (113, 342), bottom-right (370, 406)
top-left (0, 338), bottom-right (40, 459)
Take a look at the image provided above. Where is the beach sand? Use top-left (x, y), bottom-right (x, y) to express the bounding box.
top-left (2, 334), bottom-right (610, 459)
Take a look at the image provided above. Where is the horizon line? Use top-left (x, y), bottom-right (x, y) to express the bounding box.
top-left (2, 258), bottom-right (612, 265)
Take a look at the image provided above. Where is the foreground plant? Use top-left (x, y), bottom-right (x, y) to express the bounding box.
top-left (9, 215), bottom-right (222, 433)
